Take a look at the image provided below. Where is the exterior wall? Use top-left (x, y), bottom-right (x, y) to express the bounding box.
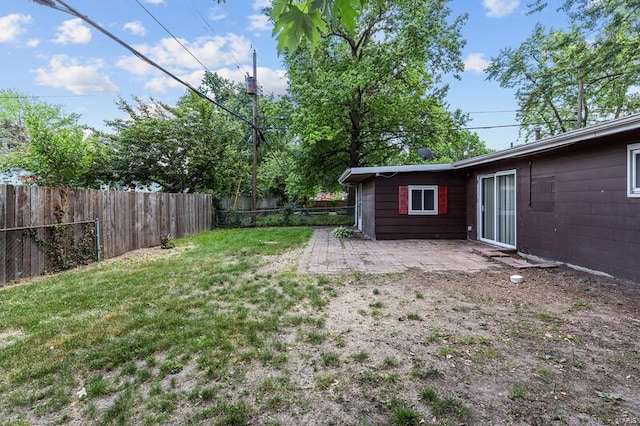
top-left (361, 179), bottom-right (376, 239)
top-left (466, 131), bottom-right (640, 282)
top-left (374, 171), bottom-right (466, 240)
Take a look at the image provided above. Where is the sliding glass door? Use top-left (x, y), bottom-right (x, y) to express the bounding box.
top-left (479, 171), bottom-right (516, 248)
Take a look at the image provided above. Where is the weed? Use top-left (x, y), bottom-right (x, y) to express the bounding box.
top-left (159, 360), bottom-right (184, 375)
top-left (351, 350), bottom-right (369, 363)
top-left (421, 388), bottom-right (469, 420)
top-left (510, 383), bottom-right (527, 399)
top-left (320, 351), bottom-right (341, 368)
top-left (406, 312), bottom-right (421, 321)
top-left (421, 387), bottom-right (438, 402)
top-left (160, 234), bottom-right (175, 249)
top-left (306, 331), bottom-right (327, 345)
top-left (218, 402), bottom-right (251, 425)
top-left (572, 299), bottom-right (588, 309)
top-left (426, 327), bottom-right (450, 343)
top-left (85, 376), bottom-right (113, 398)
top-left (316, 374), bottom-right (338, 390)
top-left (334, 335), bottom-right (346, 348)
top-left (369, 301), bottom-right (384, 309)
top-left (331, 226), bottom-right (354, 239)
top-left (474, 346), bottom-right (500, 360)
top-left (385, 372), bottom-right (400, 384)
top-left (101, 388), bottom-right (135, 425)
top-left (437, 347), bottom-right (455, 357)
top-left (596, 390), bottom-right (622, 403)
top-left (373, 288), bottom-right (381, 295)
top-left (431, 395), bottom-right (469, 418)
top-left (415, 291), bottom-right (424, 299)
top-left (381, 356), bottom-right (399, 369)
top-left (536, 367), bottom-right (552, 381)
top-left (393, 406), bottom-right (421, 426)
top-left (410, 365), bottom-right (443, 380)
top-left (452, 304), bottom-right (477, 313)
top-left (535, 310), bottom-right (562, 323)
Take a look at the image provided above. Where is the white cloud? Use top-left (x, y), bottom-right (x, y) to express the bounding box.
top-left (218, 67), bottom-right (288, 96)
top-left (32, 55), bottom-right (118, 94)
top-left (53, 18), bottom-right (92, 44)
top-left (115, 55), bottom-right (156, 76)
top-left (116, 34), bottom-right (251, 75)
top-left (123, 20), bottom-right (146, 36)
top-left (143, 0), bottom-right (163, 4)
top-left (252, 0), bottom-right (271, 10)
top-left (209, 7), bottom-right (227, 22)
top-left (464, 53), bottom-right (491, 73)
top-left (145, 70), bottom-right (206, 93)
top-left (26, 39), bottom-right (40, 48)
top-left (0, 14), bottom-right (32, 43)
top-left (482, 0), bottom-right (520, 18)
top-left (248, 14), bottom-right (271, 32)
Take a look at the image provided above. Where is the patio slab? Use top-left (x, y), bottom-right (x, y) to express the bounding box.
top-left (298, 227), bottom-right (503, 274)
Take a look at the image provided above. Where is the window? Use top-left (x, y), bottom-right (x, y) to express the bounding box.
top-left (629, 143), bottom-right (640, 198)
top-left (408, 185), bottom-right (438, 215)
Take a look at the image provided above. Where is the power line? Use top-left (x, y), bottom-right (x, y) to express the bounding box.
top-left (191, 7), bottom-right (250, 77)
top-left (31, 0), bottom-right (255, 129)
top-left (133, 0), bottom-right (210, 72)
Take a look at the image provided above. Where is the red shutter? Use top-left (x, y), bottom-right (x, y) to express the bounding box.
top-left (438, 185), bottom-right (448, 215)
top-left (398, 186), bottom-right (408, 215)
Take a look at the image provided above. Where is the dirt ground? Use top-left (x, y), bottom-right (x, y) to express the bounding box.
top-left (3, 245), bottom-right (639, 425)
top-left (253, 257), bottom-right (640, 425)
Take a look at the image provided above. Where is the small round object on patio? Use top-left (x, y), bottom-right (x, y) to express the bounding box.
top-left (510, 274), bottom-right (524, 284)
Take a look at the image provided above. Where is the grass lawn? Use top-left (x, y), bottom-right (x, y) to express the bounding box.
top-left (0, 227), bottom-right (328, 425)
top-left (1, 227), bottom-right (638, 425)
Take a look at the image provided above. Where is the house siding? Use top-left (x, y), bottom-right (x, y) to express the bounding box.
top-left (467, 132), bottom-right (640, 282)
top-left (374, 171), bottom-right (466, 240)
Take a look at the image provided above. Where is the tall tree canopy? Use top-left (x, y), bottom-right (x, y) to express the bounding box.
top-left (107, 72), bottom-right (301, 201)
top-left (284, 0), bottom-right (487, 194)
top-left (488, 0), bottom-right (640, 139)
top-left (107, 73), bottom-right (252, 197)
top-left (0, 90), bottom-right (110, 188)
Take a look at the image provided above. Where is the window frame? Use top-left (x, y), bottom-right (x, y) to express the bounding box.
top-left (408, 185), bottom-right (438, 215)
top-left (628, 143), bottom-right (640, 198)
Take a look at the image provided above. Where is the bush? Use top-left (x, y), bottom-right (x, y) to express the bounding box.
top-left (331, 226), bottom-right (354, 239)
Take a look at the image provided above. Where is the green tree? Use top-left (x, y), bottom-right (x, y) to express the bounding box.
top-left (0, 90), bottom-right (111, 188)
top-left (284, 0), bottom-right (482, 197)
top-left (218, 0), bottom-right (366, 53)
top-left (255, 94), bottom-right (310, 202)
top-left (488, 2), bottom-right (640, 139)
top-left (107, 73), bottom-right (252, 198)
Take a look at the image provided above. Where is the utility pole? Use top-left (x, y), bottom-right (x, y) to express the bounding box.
top-left (250, 49), bottom-right (258, 226)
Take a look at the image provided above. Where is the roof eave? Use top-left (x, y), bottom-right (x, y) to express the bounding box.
top-left (454, 113), bottom-right (640, 168)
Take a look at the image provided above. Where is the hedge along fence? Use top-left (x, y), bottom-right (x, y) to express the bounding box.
top-left (0, 185), bottom-right (213, 285)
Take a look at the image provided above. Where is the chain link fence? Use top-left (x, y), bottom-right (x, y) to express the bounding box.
top-left (0, 220), bottom-right (99, 286)
top-left (215, 206), bottom-right (354, 228)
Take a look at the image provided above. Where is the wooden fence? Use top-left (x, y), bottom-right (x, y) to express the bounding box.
top-left (0, 185), bottom-right (213, 285)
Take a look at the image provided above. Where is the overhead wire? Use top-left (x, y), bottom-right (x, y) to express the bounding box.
top-left (31, 0), bottom-right (255, 129)
top-left (133, 0), bottom-right (211, 72)
top-left (191, 6), bottom-right (251, 77)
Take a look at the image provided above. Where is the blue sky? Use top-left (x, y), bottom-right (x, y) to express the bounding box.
top-left (2, 0), bottom-right (568, 151)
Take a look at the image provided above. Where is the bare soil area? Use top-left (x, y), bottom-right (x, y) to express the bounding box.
top-left (252, 263), bottom-right (640, 425)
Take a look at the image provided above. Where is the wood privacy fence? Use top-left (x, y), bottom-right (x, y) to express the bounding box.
top-left (0, 185), bottom-right (213, 285)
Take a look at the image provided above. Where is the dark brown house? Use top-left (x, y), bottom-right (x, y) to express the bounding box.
top-left (339, 114), bottom-right (640, 283)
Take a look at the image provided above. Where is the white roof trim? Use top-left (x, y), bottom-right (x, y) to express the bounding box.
top-left (339, 113), bottom-right (640, 184)
top-left (453, 112), bottom-right (640, 168)
top-left (338, 164), bottom-right (454, 184)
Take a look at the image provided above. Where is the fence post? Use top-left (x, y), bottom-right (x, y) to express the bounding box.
top-left (94, 217), bottom-right (102, 261)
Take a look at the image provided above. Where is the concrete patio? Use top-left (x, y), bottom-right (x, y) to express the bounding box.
top-left (298, 227), bottom-right (503, 274)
